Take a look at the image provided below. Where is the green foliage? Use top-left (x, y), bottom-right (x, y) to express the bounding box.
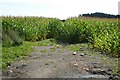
top-left (2, 41), bottom-right (34, 69)
top-left (2, 29), bottom-right (22, 47)
top-left (2, 17), bottom-right (62, 41)
top-left (91, 22), bottom-right (120, 57)
top-left (58, 18), bottom-right (89, 43)
top-left (2, 16), bottom-right (119, 57)
top-left (113, 59), bottom-right (119, 77)
top-left (2, 30), bottom-right (13, 47)
top-left (47, 19), bottom-right (63, 39)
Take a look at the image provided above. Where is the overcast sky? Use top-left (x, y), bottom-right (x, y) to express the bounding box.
top-left (1, 0), bottom-right (120, 19)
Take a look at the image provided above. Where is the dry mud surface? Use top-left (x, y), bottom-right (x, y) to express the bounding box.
top-left (2, 44), bottom-right (116, 79)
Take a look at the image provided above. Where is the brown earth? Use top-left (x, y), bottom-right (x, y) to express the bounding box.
top-left (2, 44), bottom-right (116, 79)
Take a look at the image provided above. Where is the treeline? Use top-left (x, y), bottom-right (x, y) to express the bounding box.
top-left (79, 12), bottom-right (120, 18)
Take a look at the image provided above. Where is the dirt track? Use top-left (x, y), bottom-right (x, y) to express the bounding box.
top-left (2, 44), bottom-right (116, 78)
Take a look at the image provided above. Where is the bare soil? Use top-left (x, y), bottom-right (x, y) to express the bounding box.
top-left (2, 44), bottom-right (116, 79)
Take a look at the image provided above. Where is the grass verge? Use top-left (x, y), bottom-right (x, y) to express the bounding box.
top-left (2, 41), bottom-right (36, 69)
top-left (2, 39), bottom-right (57, 69)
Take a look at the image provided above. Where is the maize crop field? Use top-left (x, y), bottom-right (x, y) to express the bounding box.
top-left (2, 16), bottom-right (120, 57)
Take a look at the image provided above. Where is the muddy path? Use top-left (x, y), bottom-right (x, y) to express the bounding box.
top-left (2, 43), bottom-right (117, 78)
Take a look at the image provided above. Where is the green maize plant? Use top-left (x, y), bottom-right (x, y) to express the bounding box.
top-left (2, 16), bottom-right (119, 57)
top-left (60, 18), bottom-right (91, 43)
top-left (46, 18), bottom-right (63, 39)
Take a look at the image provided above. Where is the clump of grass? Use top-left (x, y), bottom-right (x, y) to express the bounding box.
top-left (2, 29), bottom-right (22, 47)
top-left (113, 59), bottom-right (119, 78)
top-left (66, 44), bottom-right (81, 51)
top-left (66, 44), bottom-right (88, 52)
top-left (50, 47), bottom-right (56, 52)
top-left (37, 39), bottom-right (56, 46)
top-left (2, 31), bottom-right (13, 47)
top-left (2, 41), bottom-right (35, 69)
top-left (40, 50), bottom-right (47, 53)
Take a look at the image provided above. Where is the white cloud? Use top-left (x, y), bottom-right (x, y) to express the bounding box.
top-left (1, 0), bottom-right (119, 19)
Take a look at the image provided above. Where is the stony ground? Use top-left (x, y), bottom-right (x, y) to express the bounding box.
top-left (2, 43), bottom-right (117, 79)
